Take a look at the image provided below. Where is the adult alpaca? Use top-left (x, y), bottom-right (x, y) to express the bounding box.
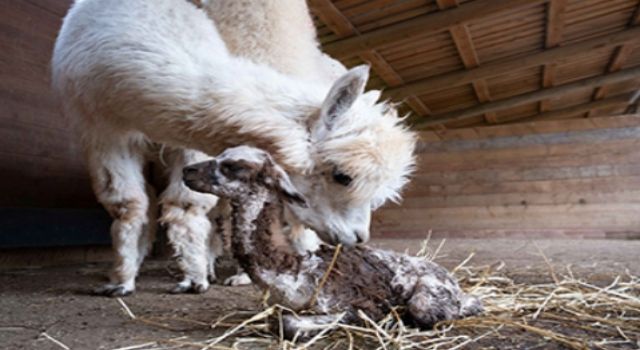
top-left (162, 0), bottom-right (348, 293)
top-left (52, 0), bottom-right (416, 296)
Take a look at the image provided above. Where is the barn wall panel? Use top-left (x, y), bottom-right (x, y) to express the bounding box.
top-left (373, 116), bottom-right (640, 239)
top-left (0, 0), bottom-right (91, 208)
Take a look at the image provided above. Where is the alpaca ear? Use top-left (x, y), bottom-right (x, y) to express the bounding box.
top-left (263, 158), bottom-right (308, 208)
top-left (318, 65), bottom-right (369, 130)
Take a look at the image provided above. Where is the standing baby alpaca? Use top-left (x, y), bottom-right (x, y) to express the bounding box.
top-left (183, 146), bottom-right (482, 337)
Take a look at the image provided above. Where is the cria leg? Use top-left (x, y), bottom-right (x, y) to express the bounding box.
top-left (280, 314), bottom-right (345, 340)
top-left (223, 271), bottom-right (252, 286)
top-left (160, 148), bottom-right (219, 294)
top-left (89, 133), bottom-right (154, 297)
top-left (407, 275), bottom-right (467, 328)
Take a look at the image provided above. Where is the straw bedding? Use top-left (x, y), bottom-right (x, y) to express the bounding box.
top-left (110, 239), bottom-right (640, 350)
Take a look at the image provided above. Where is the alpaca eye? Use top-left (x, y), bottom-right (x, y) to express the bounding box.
top-left (332, 168), bottom-right (352, 186)
top-left (220, 162), bottom-right (245, 177)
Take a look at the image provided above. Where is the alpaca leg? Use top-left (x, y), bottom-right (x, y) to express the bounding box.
top-left (207, 223), bottom-right (224, 283)
top-left (160, 148), bottom-right (218, 294)
top-left (460, 294), bottom-right (484, 317)
top-left (88, 135), bottom-right (152, 297)
top-left (207, 197), bottom-right (231, 283)
top-left (137, 184), bottom-right (158, 268)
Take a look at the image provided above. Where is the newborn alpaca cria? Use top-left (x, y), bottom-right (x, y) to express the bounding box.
top-left (183, 146), bottom-right (482, 337)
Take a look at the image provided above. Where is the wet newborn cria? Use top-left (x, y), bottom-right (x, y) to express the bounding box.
top-left (183, 146), bottom-right (482, 338)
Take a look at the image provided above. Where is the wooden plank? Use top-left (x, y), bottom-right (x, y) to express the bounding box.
top-left (418, 115), bottom-right (640, 142)
top-left (322, 0), bottom-right (549, 58)
top-left (415, 66), bottom-right (640, 127)
top-left (416, 140), bottom-right (640, 172)
top-left (506, 93), bottom-right (633, 124)
top-left (374, 203), bottom-right (640, 230)
top-left (405, 174), bottom-right (640, 197)
top-left (384, 27), bottom-right (640, 101)
top-left (413, 162), bottom-right (640, 184)
top-left (418, 135), bottom-right (640, 161)
top-left (396, 190), bottom-right (640, 209)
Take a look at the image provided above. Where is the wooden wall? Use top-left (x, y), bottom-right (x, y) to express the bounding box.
top-left (373, 115), bottom-right (640, 239)
top-left (0, 0), bottom-right (92, 208)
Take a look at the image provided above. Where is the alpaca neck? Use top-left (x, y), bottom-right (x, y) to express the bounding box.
top-left (230, 191), bottom-right (300, 287)
top-left (150, 57), bottom-right (327, 173)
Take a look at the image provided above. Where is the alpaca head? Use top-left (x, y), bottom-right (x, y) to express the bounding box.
top-left (286, 65), bottom-right (417, 246)
top-left (183, 145), bottom-right (307, 208)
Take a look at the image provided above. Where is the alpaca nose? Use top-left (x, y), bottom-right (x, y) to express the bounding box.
top-left (354, 230), bottom-right (369, 245)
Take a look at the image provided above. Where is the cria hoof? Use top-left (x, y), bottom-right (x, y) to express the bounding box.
top-left (223, 273), bottom-right (252, 286)
top-left (93, 284), bottom-right (133, 297)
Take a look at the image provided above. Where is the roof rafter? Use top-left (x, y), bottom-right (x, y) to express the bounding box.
top-left (383, 27), bottom-right (640, 101)
top-left (437, 0), bottom-right (499, 124)
top-left (323, 0), bottom-right (549, 59)
top-left (309, 0), bottom-right (431, 117)
top-left (507, 93), bottom-right (634, 124)
top-left (539, 0), bottom-right (568, 113)
top-left (414, 66), bottom-right (640, 128)
top-left (587, 2), bottom-right (640, 117)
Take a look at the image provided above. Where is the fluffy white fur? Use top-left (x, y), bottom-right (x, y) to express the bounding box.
top-left (52, 0), bottom-right (416, 296)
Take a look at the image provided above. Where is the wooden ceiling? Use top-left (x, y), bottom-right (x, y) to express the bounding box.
top-left (309, 0), bottom-right (640, 129)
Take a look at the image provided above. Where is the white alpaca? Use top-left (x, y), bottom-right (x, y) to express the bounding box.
top-left (183, 146), bottom-right (482, 338)
top-left (52, 0), bottom-right (416, 296)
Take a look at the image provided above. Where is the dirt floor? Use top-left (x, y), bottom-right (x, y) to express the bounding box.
top-left (0, 238), bottom-right (638, 350)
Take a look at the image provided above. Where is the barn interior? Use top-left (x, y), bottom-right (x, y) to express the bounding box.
top-left (1, 0), bottom-right (639, 349)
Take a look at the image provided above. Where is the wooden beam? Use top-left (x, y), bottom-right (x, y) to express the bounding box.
top-left (540, 63), bottom-right (557, 112)
top-left (309, 0), bottom-right (432, 117)
top-left (414, 66), bottom-right (640, 128)
top-left (587, 2), bottom-right (640, 117)
top-left (322, 0), bottom-right (549, 59)
top-left (437, 0), bottom-right (498, 123)
top-left (384, 27), bottom-right (640, 101)
top-left (539, 0), bottom-right (567, 113)
top-left (507, 93), bottom-right (634, 124)
top-left (592, 45), bottom-right (635, 100)
top-left (545, 0), bottom-right (567, 48)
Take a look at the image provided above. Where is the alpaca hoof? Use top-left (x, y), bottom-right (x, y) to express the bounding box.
top-left (170, 283), bottom-right (191, 294)
top-left (192, 282), bottom-right (209, 294)
top-left (223, 272), bottom-right (252, 286)
top-left (94, 284), bottom-right (133, 297)
top-left (170, 281), bottom-right (209, 294)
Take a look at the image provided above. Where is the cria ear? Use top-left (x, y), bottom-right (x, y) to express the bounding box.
top-left (319, 65), bottom-right (370, 130)
top-left (262, 157), bottom-right (308, 208)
